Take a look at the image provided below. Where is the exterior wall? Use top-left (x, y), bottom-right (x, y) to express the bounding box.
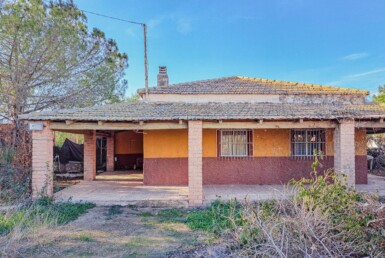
top-left (143, 129), bottom-right (188, 185)
top-left (106, 132), bottom-right (114, 171)
top-left (142, 127), bottom-right (367, 186)
top-left (83, 131), bottom-right (96, 181)
top-left (146, 94), bottom-right (281, 103)
top-left (32, 122), bottom-right (54, 198)
top-left (114, 131), bottom-right (143, 170)
top-left (146, 93), bottom-right (365, 105)
top-left (188, 121), bottom-right (203, 206)
top-left (203, 129), bottom-right (335, 185)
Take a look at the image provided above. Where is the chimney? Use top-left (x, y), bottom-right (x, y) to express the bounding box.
top-left (157, 66), bottom-right (169, 88)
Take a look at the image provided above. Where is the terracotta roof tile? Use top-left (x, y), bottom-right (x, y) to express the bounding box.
top-left (137, 76), bottom-right (369, 95)
top-left (21, 102), bottom-right (385, 121)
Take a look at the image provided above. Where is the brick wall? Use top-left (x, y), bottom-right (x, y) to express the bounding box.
top-left (84, 131), bottom-right (96, 181)
top-left (188, 121), bottom-right (203, 206)
top-left (106, 132), bottom-right (114, 172)
top-left (32, 122), bottom-right (54, 198)
top-left (334, 120), bottom-right (356, 186)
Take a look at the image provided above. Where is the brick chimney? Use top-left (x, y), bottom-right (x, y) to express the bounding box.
top-left (157, 66), bottom-right (169, 88)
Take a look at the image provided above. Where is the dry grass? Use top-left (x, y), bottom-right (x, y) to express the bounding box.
top-left (0, 206), bottom-right (213, 257)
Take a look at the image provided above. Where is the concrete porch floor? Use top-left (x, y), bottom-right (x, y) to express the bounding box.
top-left (55, 171), bottom-right (385, 207)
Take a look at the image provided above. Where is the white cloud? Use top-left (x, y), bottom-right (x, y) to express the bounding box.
top-left (176, 18), bottom-right (192, 34)
top-left (345, 67), bottom-right (385, 79)
top-left (341, 52), bottom-right (369, 61)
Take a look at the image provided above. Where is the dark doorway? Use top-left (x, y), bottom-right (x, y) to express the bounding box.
top-left (96, 136), bottom-right (107, 172)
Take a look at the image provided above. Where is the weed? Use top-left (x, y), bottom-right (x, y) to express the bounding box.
top-left (138, 211), bottom-right (153, 217)
top-left (106, 205), bottom-right (123, 217)
top-left (157, 209), bottom-right (184, 222)
top-left (77, 233), bottom-right (95, 242)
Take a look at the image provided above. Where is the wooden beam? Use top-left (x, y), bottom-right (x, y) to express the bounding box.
top-left (203, 121), bottom-right (337, 129)
top-left (258, 119), bottom-right (263, 124)
top-left (299, 118), bottom-right (304, 123)
top-left (139, 121), bottom-right (144, 126)
top-left (179, 119), bottom-right (183, 125)
top-left (52, 129), bottom-right (92, 135)
top-left (356, 121), bottom-right (385, 128)
top-left (218, 120), bottom-right (223, 124)
top-left (98, 121), bottom-right (104, 126)
top-left (65, 120), bottom-right (76, 125)
top-left (49, 122), bottom-right (188, 130)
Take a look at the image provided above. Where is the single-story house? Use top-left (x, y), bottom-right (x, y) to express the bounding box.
top-left (21, 67), bottom-right (385, 205)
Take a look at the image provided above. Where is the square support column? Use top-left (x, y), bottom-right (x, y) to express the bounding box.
top-left (106, 132), bottom-right (115, 172)
top-left (32, 122), bottom-right (54, 198)
top-left (84, 130), bottom-right (96, 181)
top-left (334, 120), bottom-right (355, 187)
top-left (188, 120), bottom-right (203, 206)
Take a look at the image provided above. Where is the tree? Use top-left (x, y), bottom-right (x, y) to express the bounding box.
top-left (0, 0), bottom-right (128, 130)
top-left (373, 85), bottom-right (385, 103)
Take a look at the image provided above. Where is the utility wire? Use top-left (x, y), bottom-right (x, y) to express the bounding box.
top-left (80, 9), bottom-right (145, 26)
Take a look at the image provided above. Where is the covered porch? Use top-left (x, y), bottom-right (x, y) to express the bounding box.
top-left (30, 118), bottom-right (385, 206)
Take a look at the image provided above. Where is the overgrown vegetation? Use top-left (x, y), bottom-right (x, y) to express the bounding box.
top-left (0, 145), bottom-right (31, 204)
top-left (186, 171), bottom-right (385, 257)
top-left (0, 197), bottom-right (95, 256)
top-left (0, 198), bottom-right (95, 235)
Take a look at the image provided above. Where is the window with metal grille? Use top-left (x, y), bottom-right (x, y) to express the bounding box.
top-left (291, 129), bottom-right (326, 158)
top-left (217, 129), bottom-right (253, 157)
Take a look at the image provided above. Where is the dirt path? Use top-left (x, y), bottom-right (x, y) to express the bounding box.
top-left (4, 206), bottom-right (214, 258)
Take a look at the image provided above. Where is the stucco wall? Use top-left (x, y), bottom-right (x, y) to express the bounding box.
top-left (142, 128), bottom-right (367, 185)
top-left (143, 129), bottom-right (188, 185)
top-left (114, 131), bottom-right (143, 170)
top-left (146, 93), bottom-right (365, 105)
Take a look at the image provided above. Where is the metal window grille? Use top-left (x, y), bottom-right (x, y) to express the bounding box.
top-left (218, 129), bottom-right (253, 158)
top-left (291, 129), bottom-right (326, 160)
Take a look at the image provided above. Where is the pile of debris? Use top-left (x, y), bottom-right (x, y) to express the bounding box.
top-left (54, 139), bottom-right (84, 179)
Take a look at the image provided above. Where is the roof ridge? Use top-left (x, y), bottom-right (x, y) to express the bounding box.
top-left (168, 76), bottom-right (237, 87)
top-left (235, 76), bottom-right (369, 94)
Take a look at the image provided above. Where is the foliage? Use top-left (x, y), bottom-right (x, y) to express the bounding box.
top-left (0, 198), bottom-right (95, 235)
top-left (186, 172), bottom-right (385, 257)
top-left (157, 208), bottom-right (184, 223)
top-left (0, 0), bottom-right (128, 146)
top-left (186, 200), bottom-right (242, 234)
top-left (0, 145), bottom-right (31, 204)
top-left (373, 85), bottom-right (385, 103)
top-left (55, 131), bottom-right (84, 147)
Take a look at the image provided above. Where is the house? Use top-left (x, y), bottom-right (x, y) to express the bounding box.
top-left (22, 67), bottom-right (385, 205)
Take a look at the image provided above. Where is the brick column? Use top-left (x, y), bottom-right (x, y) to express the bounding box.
top-left (188, 120), bottom-right (203, 206)
top-left (106, 132), bottom-right (115, 172)
top-left (84, 131), bottom-right (96, 181)
top-left (32, 122), bottom-right (54, 198)
top-left (334, 120), bottom-right (355, 187)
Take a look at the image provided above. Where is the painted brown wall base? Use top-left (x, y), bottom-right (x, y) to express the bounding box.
top-left (203, 156), bottom-right (368, 185)
top-left (356, 155), bottom-right (368, 184)
top-left (144, 158), bottom-right (188, 185)
top-left (115, 154), bottom-right (143, 170)
top-left (142, 156), bottom-right (368, 186)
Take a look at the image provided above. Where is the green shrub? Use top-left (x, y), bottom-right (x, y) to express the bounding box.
top-left (186, 200), bottom-right (243, 234)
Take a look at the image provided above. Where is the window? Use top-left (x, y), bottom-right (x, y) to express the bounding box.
top-left (291, 129), bottom-right (326, 158)
top-left (218, 129), bottom-right (253, 157)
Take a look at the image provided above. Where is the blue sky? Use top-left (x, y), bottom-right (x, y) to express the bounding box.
top-left (74, 0), bottom-right (385, 96)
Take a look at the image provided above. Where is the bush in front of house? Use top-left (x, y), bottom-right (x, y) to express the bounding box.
top-left (186, 170), bottom-right (385, 257)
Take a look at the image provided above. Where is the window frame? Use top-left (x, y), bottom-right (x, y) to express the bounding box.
top-left (290, 129), bottom-right (326, 159)
top-left (217, 129), bottom-right (253, 158)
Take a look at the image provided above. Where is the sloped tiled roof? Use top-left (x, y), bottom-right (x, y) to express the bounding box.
top-left (137, 76), bottom-right (369, 95)
top-left (21, 102), bottom-right (385, 121)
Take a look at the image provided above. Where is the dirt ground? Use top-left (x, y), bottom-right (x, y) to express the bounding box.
top-left (1, 206), bottom-right (219, 258)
